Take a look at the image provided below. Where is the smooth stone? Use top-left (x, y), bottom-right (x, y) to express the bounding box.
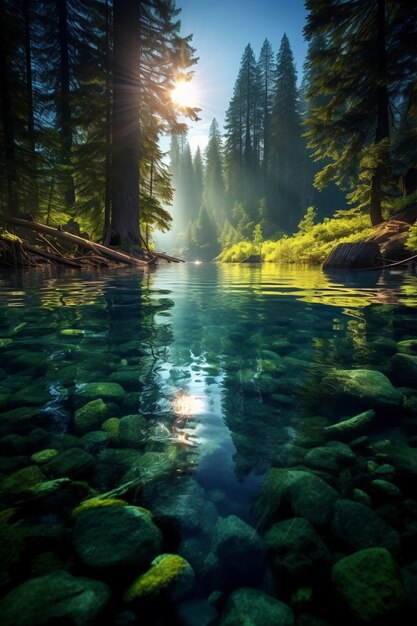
top-left (177, 599), bottom-right (218, 626)
top-left (31, 449), bottom-right (59, 464)
top-left (351, 488), bottom-right (372, 507)
top-left (388, 444), bottom-right (417, 481)
top-left (73, 505), bottom-right (162, 571)
top-left (324, 410), bottom-right (376, 441)
top-left (265, 517), bottom-right (330, 579)
top-left (108, 370), bottom-right (142, 390)
top-left (258, 469), bottom-right (339, 527)
top-left (0, 570), bottom-right (110, 626)
top-left (331, 498), bottom-right (400, 551)
top-left (397, 339), bottom-right (417, 355)
top-left (322, 369), bottom-right (402, 408)
top-left (117, 414), bottom-right (148, 448)
top-left (80, 431), bottom-right (109, 453)
top-left (10, 385), bottom-right (50, 407)
top-left (332, 547), bottom-right (408, 622)
top-left (44, 448), bottom-right (95, 479)
top-left (94, 448), bottom-right (143, 488)
top-left (0, 454), bottom-right (29, 476)
top-left (74, 399), bottom-right (107, 435)
top-left (370, 479), bottom-right (402, 499)
top-left (75, 382), bottom-right (125, 404)
top-left (148, 477), bottom-right (206, 533)
top-left (0, 464), bottom-right (45, 497)
top-left (0, 406), bottom-right (46, 435)
top-left (219, 588), bottom-right (294, 626)
top-left (391, 353), bottom-right (417, 387)
top-left (305, 442), bottom-right (355, 473)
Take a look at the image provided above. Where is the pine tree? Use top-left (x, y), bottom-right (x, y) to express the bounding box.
top-left (304, 0), bottom-right (417, 225)
top-left (269, 34), bottom-right (304, 232)
top-left (257, 39), bottom-right (275, 186)
top-left (203, 119), bottom-right (225, 224)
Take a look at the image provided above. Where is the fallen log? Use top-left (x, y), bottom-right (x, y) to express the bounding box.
top-left (323, 241), bottom-right (381, 270)
top-left (22, 242), bottom-right (82, 267)
top-left (7, 218), bottom-right (150, 267)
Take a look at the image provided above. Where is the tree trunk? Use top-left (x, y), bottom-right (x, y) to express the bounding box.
top-left (22, 0), bottom-right (39, 214)
top-left (110, 0), bottom-right (141, 246)
top-left (103, 0), bottom-right (112, 244)
top-left (370, 0), bottom-right (389, 226)
top-left (0, 0), bottom-right (19, 218)
top-left (56, 0), bottom-right (75, 208)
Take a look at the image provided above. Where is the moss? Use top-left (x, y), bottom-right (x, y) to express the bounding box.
top-left (0, 465), bottom-right (45, 497)
top-left (101, 417), bottom-right (120, 440)
top-left (0, 509), bottom-right (24, 586)
top-left (72, 497), bottom-right (129, 518)
top-left (31, 449), bottom-right (59, 464)
top-left (0, 230), bottom-right (23, 244)
top-left (0, 338), bottom-right (13, 348)
top-left (124, 554), bottom-right (188, 601)
top-left (59, 328), bottom-right (86, 337)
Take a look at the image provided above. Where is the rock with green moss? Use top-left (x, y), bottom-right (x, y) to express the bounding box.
top-left (219, 587), bottom-right (294, 626)
top-left (322, 369), bottom-right (402, 409)
top-left (94, 448), bottom-right (143, 488)
top-left (101, 417), bottom-right (120, 440)
top-left (80, 431), bottom-right (109, 453)
top-left (392, 353), bottom-right (417, 387)
top-left (397, 339), bottom-right (417, 355)
top-left (124, 554), bottom-right (193, 602)
top-left (30, 449), bottom-right (59, 464)
top-left (117, 414), bottom-right (148, 448)
top-left (11, 385), bottom-right (50, 408)
top-left (332, 547), bottom-right (408, 622)
top-left (72, 496), bottom-right (128, 518)
top-left (323, 410), bottom-right (376, 441)
top-left (331, 499), bottom-right (400, 551)
top-left (265, 517), bottom-right (330, 580)
top-left (30, 551), bottom-right (64, 576)
top-left (0, 570), bottom-right (110, 626)
top-left (0, 465), bottom-right (45, 498)
top-left (44, 448), bottom-right (95, 479)
top-left (75, 382), bottom-right (125, 405)
top-left (0, 509), bottom-right (24, 586)
top-left (0, 406), bottom-right (46, 435)
top-left (74, 399), bottom-right (107, 434)
top-left (73, 505), bottom-right (162, 570)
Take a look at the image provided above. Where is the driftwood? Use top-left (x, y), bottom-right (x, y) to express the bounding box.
top-left (8, 218), bottom-right (150, 267)
top-left (22, 242), bottom-right (82, 267)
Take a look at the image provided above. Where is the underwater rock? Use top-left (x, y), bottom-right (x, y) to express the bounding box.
top-left (322, 369), bottom-right (402, 409)
top-left (397, 339), bottom-right (417, 355)
top-left (219, 587), bottom-right (294, 626)
top-left (108, 369), bottom-right (142, 391)
top-left (351, 488), bottom-right (372, 507)
top-left (212, 515), bottom-right (266, 585)
top-left (101, 417), bottom-right (120, 440)
top-left (0, 509), bottom-right (25, 586)
top-left (391, 353), bottom-right (417, 387)
top-left (44, 448), bottom-right (95, 479)
top-left (331, 499), bottom-right (400, 551)
top-left (0, 570), bottom-right (110, 626)
top-left (0, 406), bottom-right (46, 435)
top-left (73, 505), bottom-right (162, 571)
top-left (75, 381), bottom-right (125, 405)
top-left (121, 451), bottom-right (178, 486)
top-left (94, 448), bottom-right (143, 489)
top-left (116, 414), bottom-right (148, 449)
top-left (402, 560), bottom-right (417, 608)
top-left (258, 468), bottom-right (339, 527)
top-left (74, 399), bottom-right (108, 435)
top-left (304, 442), bottom-right (355, 473)
top-left (323, 409), bottom-right (376, 441)
top-left (147, 477), bottom-right (206, 534)
top-left (265, 517), bottom-right (331, 580)
top-left (387, 444), bottom-right (417, 482)
top-left (124, 554), bottom-right (194, 602)
top-left (30, 449), bottom-right (59, 464)
top-left (10, 385), bottom-right (50, 408)
top-left (0, 464), bottom-right (45, 498)
top-left (370, 479), bottom-right (402, 499)
top-left (79, 431), bottom-right (109, 453)
top-left (176, 599), bottom-right (219, 626)
top-left (0, 454), bottom-right (29, 475)
top-left (332, 547), bottom-right (408, 622)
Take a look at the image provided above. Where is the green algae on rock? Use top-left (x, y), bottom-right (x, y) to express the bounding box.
top-left (72, 496), bottom-right (129, 518)
top-left (322, 369), bottom-right (402, 409)
top-left (0, 570), bottom-right (110, 626)
top-left (73, 399), bottom-right (108, 434)
top-left (75, 382), bottom-right (125, 404)
top-left (332, 547), bottom-right (408, 622)
top-left (124, 554), bottom-right (191, 601)
top-left (323, 409), bottom-right (376, 441)
top-left (30, 449), bottom-right (59, 464)
top-left (219, 587), bottom-right (294, 626)
top-left (73, 505), bottom-right (162, 570)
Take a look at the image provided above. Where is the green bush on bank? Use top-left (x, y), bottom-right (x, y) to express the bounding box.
top-left (218, 208), bottom-right (373, 264)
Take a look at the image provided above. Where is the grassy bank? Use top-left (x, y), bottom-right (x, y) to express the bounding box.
top-left (218, 209), bottom-right (373, 264)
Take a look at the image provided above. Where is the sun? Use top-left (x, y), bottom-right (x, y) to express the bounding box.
top-left (171, 80), bottom-right (198, 108)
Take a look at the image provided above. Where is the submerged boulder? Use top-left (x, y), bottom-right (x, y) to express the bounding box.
top-left (322, 369), bottom-right (402, 410)
top-left (75, 382), bottom-right (125, 405)
top-left (391, 353), bottom-right (417, 387)
top-left (73, 399), bottom-right (107, 434)
top-left (219, 588), bottom-right (294, 626)
top-left (73, 505), bottom-right (162, 571)
top-left (124, 553), bottom-right (194, 602)
top-left (323, 410), bottom-right (376, 441)
top-left (331, 499), bottom-right (400, 552)
top-left (332, 547), bottom-right (408, 622)
top-left (265, 517), bottom-right (330, 580)
top-left (0, 570), bottom-right (110, 626)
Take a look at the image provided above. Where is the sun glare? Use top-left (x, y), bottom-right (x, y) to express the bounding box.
top-left (171, 80), bottom-right (198, 108)
top-left (173, 390), bottom-right (204, 416)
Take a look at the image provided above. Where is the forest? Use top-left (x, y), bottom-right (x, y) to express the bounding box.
top-left (0, 0), bottom-right (416, 262)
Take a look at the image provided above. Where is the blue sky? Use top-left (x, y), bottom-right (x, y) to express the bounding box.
top-left (175, 0), bottom-right (308, 153)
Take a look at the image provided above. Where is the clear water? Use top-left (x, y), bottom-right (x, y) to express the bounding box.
top-left (0, 264), bottom-right (417, 625)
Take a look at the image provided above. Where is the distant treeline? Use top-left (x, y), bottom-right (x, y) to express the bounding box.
top-left (169, 0), bottom-right (417, 260)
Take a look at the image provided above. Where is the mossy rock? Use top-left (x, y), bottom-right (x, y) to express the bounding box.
top-left (322, 368), bottom-right (402, 410)
top-left (332, 547), bottom-right (408, 622)
top-left (219, 588), bottom-right (294, 626)
top-left (0, 465), bottom-right (45, 498)
top-left (101, 417), bottom-right (120, 440)
top-left (0, 338), bottom-right (13, 348)
top-left (397, 339), bottom-right (417, 355)
top-left (59, 328), bottom-right (86, 337)
top-left (124, 554), bottom-right (191, 601)
top-left (30, 449), bottom-right (59, 464)
top-left (75, 382), bottom-right (125, 404)
top-left (72, 497), bottom-right (129, 518)
top-left (0, 509), bottom-right (25, 586)
top-left (43, 448), bottom-right (95, 479)
top-left (0, 406), bottom-right (46, 435)
top-left (117, 414), bottom-right (148, 449)
top-left (74, 399), bottom-right (108, 435)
